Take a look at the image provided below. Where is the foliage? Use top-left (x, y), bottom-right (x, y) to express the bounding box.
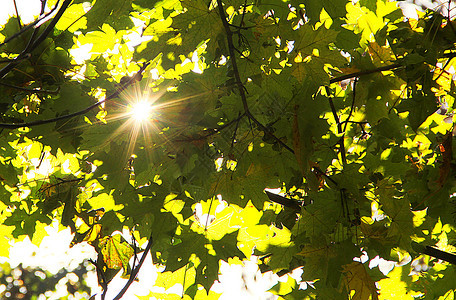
top-left (2, 0), bottom-right (456, 298)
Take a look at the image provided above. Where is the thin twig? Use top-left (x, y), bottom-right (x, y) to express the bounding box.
top-left (340, 120), bottom-right (368, 125)
top-left (250, 114), bottom-right (295, 153)
top-left (174, 112), bottom-right (247, 142)
top-left (446, 0), bottom-right (456, 35)
top-left (342, 78), bottom-right (358, 133)
top-left (0, 0), bottom-right (71, 79)
top-left (88, 259), bottom-right (108, 299)
top-left (28, 0), bottom-right (70, 52)
top-left (216, 0), bottom-right (249, 113)
top-left (328, 97), bottom-right (342, 134)
top-left (313, 166), bottom-right (338, 187)
top-left (434, 57), bottom-right (453, 82)
top-left (12, 0), bottom-right (22, 30)
top-left (329, 63), bottom-right (402, 84)
top-left (0, 62), bottom-right (149, 129)
top-left (216, 0), bottom-right (337, 185)
top-left (0, 0), bottom-right (60, 48)
top-left (216, 0), bottom-right (295, 153)
top-left (228, 23), bottom-right (255, 30)
top-left (112, 235), bottom-right (153, 300)
top-left (0, 81), bottom-right (59, 94)
top-left (238, 0), bottom-right (248, 29)
top-left (230, 112), bottom-right (241, 150)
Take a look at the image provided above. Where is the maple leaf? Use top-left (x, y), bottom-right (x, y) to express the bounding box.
top-left (342, 262), bottom-right (379, 300)
top-left (99, 234), bottom-right (134, 276)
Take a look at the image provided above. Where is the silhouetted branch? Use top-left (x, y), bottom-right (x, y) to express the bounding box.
top-left (216, 0), bottom-right (338, 186)
top-left (12, 0), bottom-right (23, 30)
top-left (89, 259), bottom-right (108, 299)
top-left (328, 97), bottom-right (342, 134)
top-left (424, 246), bottom-right (456, 265)
top-left (216, 0), bottom-right (249, 113)
top-left (112, 235), bottom-right (153, 300)
top-left (0, 0), bottom-right (70, 79)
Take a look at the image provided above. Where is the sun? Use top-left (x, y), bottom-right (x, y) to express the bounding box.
top-left (129, 99), bottom-right (153, 122)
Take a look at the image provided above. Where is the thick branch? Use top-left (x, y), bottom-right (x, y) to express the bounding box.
top-left (0, 62), bottom-right (149, 129)
top-left (424, 246), bottom-right (456, 265)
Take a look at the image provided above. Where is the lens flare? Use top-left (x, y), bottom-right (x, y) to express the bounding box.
top-left (130, 100), bottom-right (152, 122)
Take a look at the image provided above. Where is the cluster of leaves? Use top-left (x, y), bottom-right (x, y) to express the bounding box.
top-left (3, 0), bottom-right (456, 298)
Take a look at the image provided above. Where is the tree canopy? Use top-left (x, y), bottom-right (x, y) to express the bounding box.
top-left (2, 0), bottom-right (456, 298)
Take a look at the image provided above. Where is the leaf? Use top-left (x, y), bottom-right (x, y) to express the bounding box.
top-left (291, 25), bottom-right (347, 85)
top-left (396, 88), bottom-right (437, 131)
top-left (98, 234), bottom-right (134, 275)
top-left (342, 262), bottom-right (379, 300)
top-left (84, 0), bottom-right (133, 31)
top-left (302, 0), bottom-right (347, 24)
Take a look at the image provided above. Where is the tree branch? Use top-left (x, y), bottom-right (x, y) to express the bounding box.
top-left (0, 0), bottom-right (70, 79)
top-left (216, 0), bottom-right (249, 113)
top-left (0, 53), bottom-right (31, 63)
top-left (424, 246), bottom-right (456, 265)
top-left (0, 81), bottom-right (59, 94)
top-left (342, 78), bottom-right (358, 133)
top-left (12, 0), bottom-right (23, 30)
top-left (89, 259), bottom-right (108, 299)
top-left (173, 112), bottom-right (247, 142)
top-left (328, 97), bottom-right (342, 134)
top-left (0, 62), bottom-right (149, 129)
top-left (0, 2), bottom-right (58, 49)
top-left (329, 63), bottom-right (402, 84)
top-left (112, 234), bottom-right (153, 300)
top-left (265, 190), bottom-right (301, 211)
